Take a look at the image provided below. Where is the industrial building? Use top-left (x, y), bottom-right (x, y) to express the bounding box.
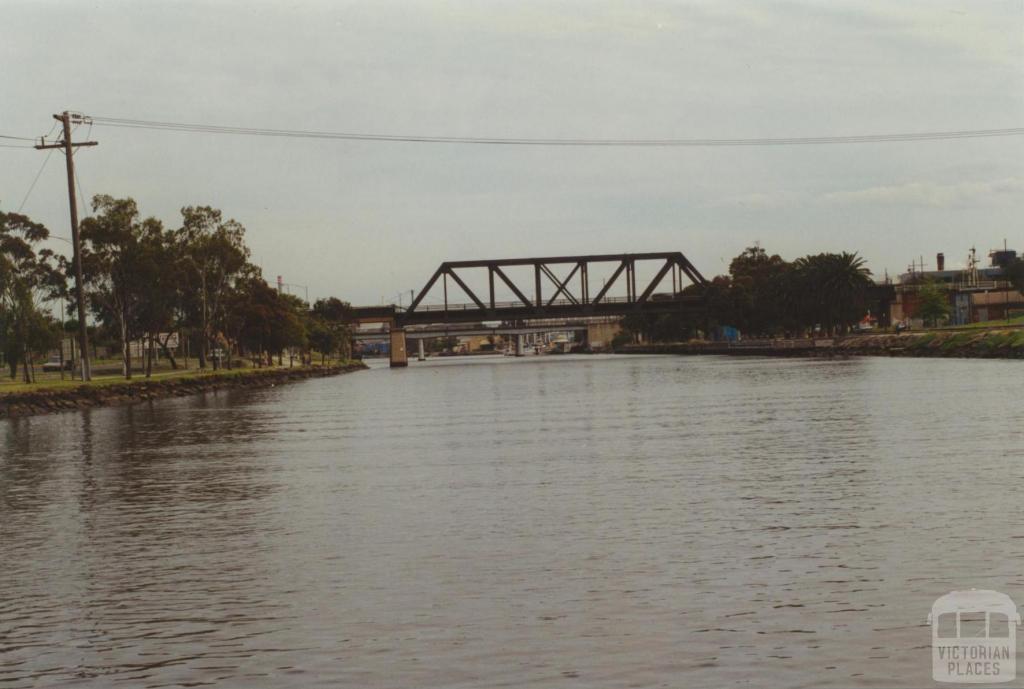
top-left (892, 247), bottom-right (1022, 326)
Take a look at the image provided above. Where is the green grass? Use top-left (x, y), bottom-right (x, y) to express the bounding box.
top-left (930, 315), bottom-right (1024, 331)
top-left (898, 328), bottom-right (1024, 354)
top-left (908, 333), bottom-right (937, 349)
top-left (939, 332), bottom-right (975, 350)
top-left (0, 361), bottom-right (356, 395)
top-left (975, 331), bottom-right (1024, 350)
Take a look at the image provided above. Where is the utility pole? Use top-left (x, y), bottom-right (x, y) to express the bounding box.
top-left (36, 112), bottom-right (96, 381)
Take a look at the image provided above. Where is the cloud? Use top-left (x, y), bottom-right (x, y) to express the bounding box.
top-left (712, 177), bottom-right (1024, 210)
top-left (709, 191), bottom-right (808, 209)
top-left (820, 177), bottom-right (1024, 207)
top-left (4, 1), bottom-right (1024, 302)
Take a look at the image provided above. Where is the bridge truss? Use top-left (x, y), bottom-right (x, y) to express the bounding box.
top-left (390, 252), bottom-right (709, 326)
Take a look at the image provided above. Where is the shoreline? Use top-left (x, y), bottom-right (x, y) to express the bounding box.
top-left (0, 363), bottom-right (367, 419)
top-left (618, 328), bottom-right (1024, 360)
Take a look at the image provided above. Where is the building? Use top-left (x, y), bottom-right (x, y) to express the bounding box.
top-left (892, 247), bottom-right (1022, 326)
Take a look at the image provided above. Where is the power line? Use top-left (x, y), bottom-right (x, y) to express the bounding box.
top-left (90, 115), bottom-right (1024, 147)
top-left (73, 166), bottom-right (89, 214)
top-left (17, 149), bottom-right (54, 212)
top-left (34, 111), bottom-right (98, 382)
top-left (1, 122), bottom-right (70, 148)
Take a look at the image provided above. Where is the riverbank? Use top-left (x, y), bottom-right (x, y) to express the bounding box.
top-left (618, 327), bottom-right (1024, 360)
top-left (0, 362), bottom-right (367, 419)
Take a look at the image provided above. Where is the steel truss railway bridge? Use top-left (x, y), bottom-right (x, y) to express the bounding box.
top-left (351, 252), bottom-right (710, 367)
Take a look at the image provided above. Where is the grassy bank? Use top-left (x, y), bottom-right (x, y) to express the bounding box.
top-left (930, 315), bottom-right (1024, 331)
top-left (2, 366), bottom-right (254, 394)
top-left (832, 328), bottom-right (1024, 358)
top-left (0, 359), bottom-right (364, 393)
top-left (0, 362), bottom-right (367, 419)
top-left (617, 327), bottom-right (1024, 360)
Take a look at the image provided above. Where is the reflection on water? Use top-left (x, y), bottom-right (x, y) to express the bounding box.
top-left (2, 354), bottom-right (1023, 687)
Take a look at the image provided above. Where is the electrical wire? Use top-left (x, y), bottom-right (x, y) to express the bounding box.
top-left (90, 115), bottom-right (1024, 147)
top-left (0, 133), bottom-right (36, 141)
top-left (17, 149), bottom-right (54, 212)
top-left (74, 166), bottom-right (89, 213)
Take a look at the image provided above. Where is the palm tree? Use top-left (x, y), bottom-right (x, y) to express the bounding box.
top-left (791, 252), bottom-right (873, 334)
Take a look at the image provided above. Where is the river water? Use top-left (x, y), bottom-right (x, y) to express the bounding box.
top-left (2, 354), bottom-right (1022, 687)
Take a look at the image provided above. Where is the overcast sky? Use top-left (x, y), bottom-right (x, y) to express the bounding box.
top-left (3, 1), bottom-right (1023, 304)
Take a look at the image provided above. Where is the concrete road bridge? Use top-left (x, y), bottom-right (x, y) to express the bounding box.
top-left (351, 252), bottom-right (710, 367)
top-left (353, 317), bottom-right (624, 358)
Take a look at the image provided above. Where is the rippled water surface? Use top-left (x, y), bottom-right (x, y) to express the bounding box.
top-left (3, 354), bottom-right (1023, 687)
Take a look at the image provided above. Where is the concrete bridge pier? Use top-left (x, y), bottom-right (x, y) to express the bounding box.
top-left (586, 321), bottom-right (622, 351)
top-left (515, 334), bottom-right (525, 357)
top-left (417, 338), bottom-right (425, 362)
top-left (390, 327), bottom-right (408, 368)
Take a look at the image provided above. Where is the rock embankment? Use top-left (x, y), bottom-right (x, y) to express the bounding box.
top-left (830, 329), bottom-right (1024, 358)
top-left (618, 328), bottom-right (1024, 360)
top-left (0, 363), bottom-right (367, 419)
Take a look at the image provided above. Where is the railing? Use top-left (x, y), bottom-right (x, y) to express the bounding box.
top-left (410, 294), bottom-right (700, 312)
top-left (897, 280), bottom-right (1013, 292)
top-left (724, 338), bottom-right (820, 350)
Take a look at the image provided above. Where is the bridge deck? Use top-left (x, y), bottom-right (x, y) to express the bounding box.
top-left (352, 294), bottom-right (705, 326)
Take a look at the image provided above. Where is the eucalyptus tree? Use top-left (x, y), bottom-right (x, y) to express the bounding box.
top-left (307, 319), bottom-right (339, 365)
top-left (177, 206), bottom-right (250, 369)
top-left (0, 210), bottom-right (63, 381)
top-left (310, 297), bottom-right (354, 361)
top-left (79, 195), bottom-right (167, 378)
top-left (728, 245), bottom-right (792, 336)
top-left (135, 222), bottom-right (186, 376)
top-left (223, 270), bottom-right (306, 367)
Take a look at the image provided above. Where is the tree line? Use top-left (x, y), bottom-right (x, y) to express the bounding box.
top-left (621, 245), bottom-right (877, 343)
top-left (0, 211), bottom-right (62, 380)
top-left (1, 196), bottom-right (354, 382)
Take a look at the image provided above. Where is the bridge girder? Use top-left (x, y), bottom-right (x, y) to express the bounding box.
top-left (390, 252), bottom-right (708, 326)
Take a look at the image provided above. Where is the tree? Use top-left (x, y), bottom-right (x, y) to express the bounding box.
top-left (310, 297), bottom-right (354, 361)
top-left (21, 308), bottom-right (61, 381)
top-left (177, 206), bottom-right (250, 369)
top-left (728, 245), bottom-right (791, 335)
top-left (700, 275), bottom-right (741, 333)
top-left (1, 211), bottom-right (64, 381)
top-left (791, 252), bottom-right (873, 334)
top-left (433, 335), bottom-right (460, 353)
top-left (701, 249), bottom-right (875, 337)
top-left (275, 293), bottom-right (309, 365)
top-left (619, 313), bottom-right (651, 343)
top-left (133, 219), bottom-right (185, 376)
top-left (307, 319), bottom-right (339, 365)
top-left (915, 280), bottom-right (950, 327)
top-left (224, 272), bottom-right (306, 367)
top-left (1004, 258), bottom-right (1024, 294)
top-left (80, 195), bottom-right (160, 378)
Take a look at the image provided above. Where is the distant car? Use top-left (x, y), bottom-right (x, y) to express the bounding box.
top-left (41, 356), bottom-right (73, 372)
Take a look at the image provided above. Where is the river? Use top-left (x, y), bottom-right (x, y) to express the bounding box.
top-left (2, 354), bottom-right (1022, 687)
